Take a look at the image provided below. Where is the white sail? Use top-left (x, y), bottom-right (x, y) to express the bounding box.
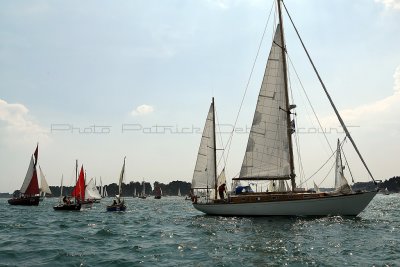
top-left (39, 165), bottom-right (52, 195)
top-left (268, 180), bottom-right (286, 192)
top-left (85, 178), bottom-right (102, 200)
top-left (217, 168), bottom-right (226, 188)
top-left (118, 158), bottom-right (126, 196)
top-left (314, 181), bottom-right (320, 193)
top-left (142, 181), bottom-right (146, 196)
top-left (178, 187), bottom-right (181, 197)
top-left (334, 140), bottom-right (352, 194)
top-left (240, 25), bottom-right (291, 179)
top-left (100, 177), bottom-right (103, 197)
top-left (20, 155), bottom-right (36, 194)
top-left (59, 175), bottom-right (64, 203)
top-left (104, 186), bottom-right (108, 197)
top-left (134, 187), bottom-right (136, 197)
top-left (192, 102), bottom-right (216, 189)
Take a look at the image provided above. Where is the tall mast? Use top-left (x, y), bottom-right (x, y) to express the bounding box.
top-left (75, 159), bottom-right (78, 201)
top-left (277, 0), bottom-right (296, 191)
top-left (212, 97), bottom-right (218, 200)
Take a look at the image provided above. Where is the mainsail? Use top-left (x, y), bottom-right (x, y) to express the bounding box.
top-left (85, 178), bottom-right (102, 200)
top-left (71, 166), bottom-right (85, 201)
top-left (20, 155), bottom-right (40, 195)
top-left (118, 157), bottom-right (126, 196)
top-left (239, 25), bottom-right (291, 180)
top-left (192, 102), bottom-right (216, 189)
top-left (39, 165), bottom-right (52, 196)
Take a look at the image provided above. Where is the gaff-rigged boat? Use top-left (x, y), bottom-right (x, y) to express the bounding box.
top-left (53, 161), bottom-right (83, 211)
top-left (8, 144), bottom-right (40, 206)
top-left (191, 0), bottom-right (378, 216)
top-left (106, 157), bottom-right (127, 212)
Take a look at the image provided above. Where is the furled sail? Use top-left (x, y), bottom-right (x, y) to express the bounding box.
top-left (239, 25), bottom-right (291, 180)
top-left (192, 102), bottom-right (216, 188)
top-left (39, 165), bottom-right (52, 195)
top-left (85, 178), bottom-right (102, 200)
top-left (71, 166), bottom-right (85, 201)
top-left (334, 140), bottom-right (352, 194)
top-left (20, 155), bottom-right (40, 195)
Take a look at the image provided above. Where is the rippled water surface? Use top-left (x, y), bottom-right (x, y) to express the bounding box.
top-left (0, 194), bottom-right (399, 266)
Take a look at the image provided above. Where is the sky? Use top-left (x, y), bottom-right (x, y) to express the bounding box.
top-left (1, 0), bottom-right (399, 193)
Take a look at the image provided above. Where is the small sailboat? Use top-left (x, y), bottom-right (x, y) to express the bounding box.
top-left (177, 187), bottom-right (181, 197)
top-left (191, 0), bottom-right (377, 216)
top-left (53, 161), bottom-right (82, 211)
top-left (38, 165), bottom-right (52, 201)
top-left (107, 157), bottom-right (127, 212)
top-left (8, 144), bottom-right (40, 206)
top-left (85, 177), bottom-right (102, 203)
top-left (154, 185), bottom-right (162, 199)
top-left (139, 180), bottom-right (147, 199)
top-left (133, 187), bottom-right (137, 198)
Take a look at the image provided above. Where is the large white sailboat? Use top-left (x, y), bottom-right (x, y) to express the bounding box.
top-left (191, 0), bottom-right (377, 216)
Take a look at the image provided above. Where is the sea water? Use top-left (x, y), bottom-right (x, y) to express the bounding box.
top-left (0, 194), bottom-right (398, 266)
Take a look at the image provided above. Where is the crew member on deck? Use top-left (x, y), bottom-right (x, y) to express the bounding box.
top-left (218, 183), bottom-right (226, 200)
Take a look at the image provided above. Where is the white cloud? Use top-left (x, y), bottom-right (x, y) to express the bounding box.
top-left (322, 66), bottom-right (400, 134)
top-left (131, 104), bottom-right (154, 116)
top-left (0, 98), bottom-right (49, 143)
top-left (375, 0), bottom-right (400, 10)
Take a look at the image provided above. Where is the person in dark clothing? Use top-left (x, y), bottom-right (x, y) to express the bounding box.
top-left (218, 183), bottom-right (226, 200)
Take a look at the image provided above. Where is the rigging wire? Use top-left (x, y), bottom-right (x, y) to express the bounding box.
top-left (286, 54), bottom-right (334, 154)
top-left (282, 0), bottom-right (376, 184)
top-left (223, 0), bottom-right (275, 165)
top-left (299, 147), bottom-right (336, 187)
top-left (341, 138), bottom-right (355, 183)
top-left (215, 109), bottom-right (227, 169)
top-left (287, 65), bottom-right (306, 186)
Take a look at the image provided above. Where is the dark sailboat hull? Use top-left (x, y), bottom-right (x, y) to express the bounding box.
top-left (53, 203), bottom-right (81, 211)
top-left (8, 196), bottom-right (40, 206)
top-left (106, 204), bottom-right (126, 212)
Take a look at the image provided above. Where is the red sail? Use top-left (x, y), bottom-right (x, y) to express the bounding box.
top-left (24, 168), bottom-right (40, 195)
top-left (34, 144), bottom-right (38, 166)
top-left (71, 166), bottom-right (85, 201)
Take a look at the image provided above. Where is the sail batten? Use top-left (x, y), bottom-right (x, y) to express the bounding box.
top-left (192, 102), bottom-right (216, 189)
top-left (239, 25), bottom-right (291, 180)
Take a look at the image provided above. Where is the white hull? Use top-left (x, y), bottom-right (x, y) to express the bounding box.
top-left (193, 191), bottom-right (377, 216)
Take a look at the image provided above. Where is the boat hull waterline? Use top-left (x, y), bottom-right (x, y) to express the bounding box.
top-left (8, 196), bottom-right (40, 206)
top-left (193, 191), bottom-right (377, 216)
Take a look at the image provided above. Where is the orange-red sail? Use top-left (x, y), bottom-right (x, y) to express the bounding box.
top-left (24, 168), bottom-right (39, 195)
top-left (71, 166), bottom-right (85, 201)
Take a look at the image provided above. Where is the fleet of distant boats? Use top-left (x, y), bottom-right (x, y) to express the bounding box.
top-left (7, 145), bottom-right (187, 212)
